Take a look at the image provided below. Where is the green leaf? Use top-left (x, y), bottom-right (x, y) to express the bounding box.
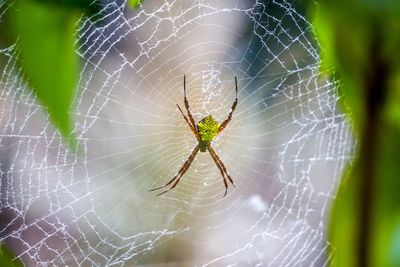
top-left (11, 0), bottom-right (79, 148)
top-left (128, 0), bottom-right (142, 9)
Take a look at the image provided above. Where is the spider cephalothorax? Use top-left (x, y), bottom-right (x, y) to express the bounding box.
top-left (150, 75), bottom-right (238, 197)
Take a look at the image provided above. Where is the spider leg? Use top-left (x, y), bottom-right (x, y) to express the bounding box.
top-left (183, 75), bottom-right (198, 132)
top-left (177, 104), bottom-right (199, 140)
top-left (149, 145), bottom-right (200, 196)
top-left (208, 146), bottom-right (229, 197)
top-left (208, 144), bottom-right (236, 187)
top-left (218, 76), bottom-right (238, 134)
top-left (207, 144), bottom-right (236, 197)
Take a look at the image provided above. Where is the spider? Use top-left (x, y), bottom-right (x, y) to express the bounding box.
top-left (150, 75), bottom-right (238, 197)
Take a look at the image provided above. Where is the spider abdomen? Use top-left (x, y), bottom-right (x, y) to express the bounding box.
top-left (197, 115), bottom-right (220, 152)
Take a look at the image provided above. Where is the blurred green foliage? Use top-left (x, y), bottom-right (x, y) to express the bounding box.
top-left (2, 0), bottom-right (142, 149)
top-left (31, 0), bottom-right (102, 14)
top-left (7, 0), bottom-right (101, 149)
top-left (310, 1), bottom-right (400, 266)
top-left (11, 0), bottom-right (80, 148)
top-left (0, 243), bottom-right (22, 267)
top-left (128, 0), bottom-right (142, 9)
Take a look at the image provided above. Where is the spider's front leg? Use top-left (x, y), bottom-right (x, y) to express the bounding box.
top-left (207, 144), bottom-right (236, 197)
top-left (149, 145), bottom-right (200, 196)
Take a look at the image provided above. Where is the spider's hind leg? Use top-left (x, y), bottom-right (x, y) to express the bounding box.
top-left (182, 75), bottom-right (198, 132)
top-left (218, 76), bottom-right (238, 135)
top-left (177, 104), bottom-right (199, 140)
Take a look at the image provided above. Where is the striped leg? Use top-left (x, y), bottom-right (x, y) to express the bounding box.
top-left (150, 145), bottom-right (200, 196)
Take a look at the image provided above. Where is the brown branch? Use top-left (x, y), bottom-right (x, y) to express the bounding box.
top-left (358, 31), bottom-right (388, 267)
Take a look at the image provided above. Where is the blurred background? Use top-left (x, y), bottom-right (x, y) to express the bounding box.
top-left (0, 0), bottom-right (353, 266)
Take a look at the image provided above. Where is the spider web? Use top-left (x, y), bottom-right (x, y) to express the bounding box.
top-left (0, 0), bottom-right (353, 266)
